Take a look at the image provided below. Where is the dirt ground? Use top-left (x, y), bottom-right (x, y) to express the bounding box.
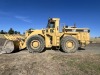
top-left (0, 43), bottom-right (100, 75)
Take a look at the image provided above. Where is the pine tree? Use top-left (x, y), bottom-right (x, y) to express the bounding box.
top-left (0, 30), bottom-right (4, 34)
top-left (17, 32), bottom-right (20, 34)
top-left (8, 28), bottom-right (14, 34)
top-left (14, 31), bottom-right (18, 34)
top-left (0, 30), bottom-right (6, 34)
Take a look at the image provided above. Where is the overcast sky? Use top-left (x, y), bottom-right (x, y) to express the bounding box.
top-left (0, 0), bottom-right (100, 37)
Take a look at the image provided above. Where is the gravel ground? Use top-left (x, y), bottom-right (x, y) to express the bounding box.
top-left (13, 43), bottom-right (100, 55)
top-left (0, 43), bottom-right (100, 75)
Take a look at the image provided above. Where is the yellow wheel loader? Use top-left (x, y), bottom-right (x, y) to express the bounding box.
top-left (0, 18), bottom-right (90, 53)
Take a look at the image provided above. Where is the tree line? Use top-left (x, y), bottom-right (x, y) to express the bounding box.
top-left (0, 28), bottom-right (20, 34)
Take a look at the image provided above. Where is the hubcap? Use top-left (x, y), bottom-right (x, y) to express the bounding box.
top-left (31, 40), bottom-right (40, 49)
top-left (66, 41), bottom-right (74, 49)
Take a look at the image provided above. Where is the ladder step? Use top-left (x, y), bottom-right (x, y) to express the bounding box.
top-left (56, 36), bottom-right (60, 46)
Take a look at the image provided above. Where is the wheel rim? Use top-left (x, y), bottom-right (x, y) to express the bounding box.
top-left (66, 41), bottom-right (75, 49)
top-left (31, 40), bottom-right (40, 49)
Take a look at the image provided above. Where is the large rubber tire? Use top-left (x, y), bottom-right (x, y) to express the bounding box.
top-left (26, 35), bottom-right (45, 53)
top-left (60, 36), bottom-right (79, 53)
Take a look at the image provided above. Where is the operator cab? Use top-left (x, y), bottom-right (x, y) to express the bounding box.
top-left (47, 18), bottom-right (55, 28)
top-left (46, 18), bottom-right (60, 33)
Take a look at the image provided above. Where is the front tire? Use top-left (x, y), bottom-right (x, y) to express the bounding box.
top-left (60, 36), bottom-right (79, 53)
top-left (26, 35), bottom-right (45, 53)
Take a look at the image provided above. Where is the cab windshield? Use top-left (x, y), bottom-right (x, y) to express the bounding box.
top-left (47, 22), bottom-right (55, 28)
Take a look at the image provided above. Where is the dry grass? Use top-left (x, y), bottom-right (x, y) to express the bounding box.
top-left (0, 52), bottom-right (100, 75)
top-left (0, 34), bottom-right (25, 40)
top-left (52, 54), bottom-right (100, 75)
top-left (0, 34), bottom-right (5, 38)
top-left (90, 38), bottom-right (100, 43)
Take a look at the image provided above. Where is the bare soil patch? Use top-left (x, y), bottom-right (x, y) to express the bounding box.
top-left (0, 43), bottom-right (100, 75)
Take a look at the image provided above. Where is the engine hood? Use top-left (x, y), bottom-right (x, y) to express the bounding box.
top-left (25, 29), bottom-right (44, 37)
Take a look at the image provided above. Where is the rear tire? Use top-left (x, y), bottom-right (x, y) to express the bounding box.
top-left (60, 36), bottom-right (79, 53)
top-left (26, 35), bottom-right (45, 53)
